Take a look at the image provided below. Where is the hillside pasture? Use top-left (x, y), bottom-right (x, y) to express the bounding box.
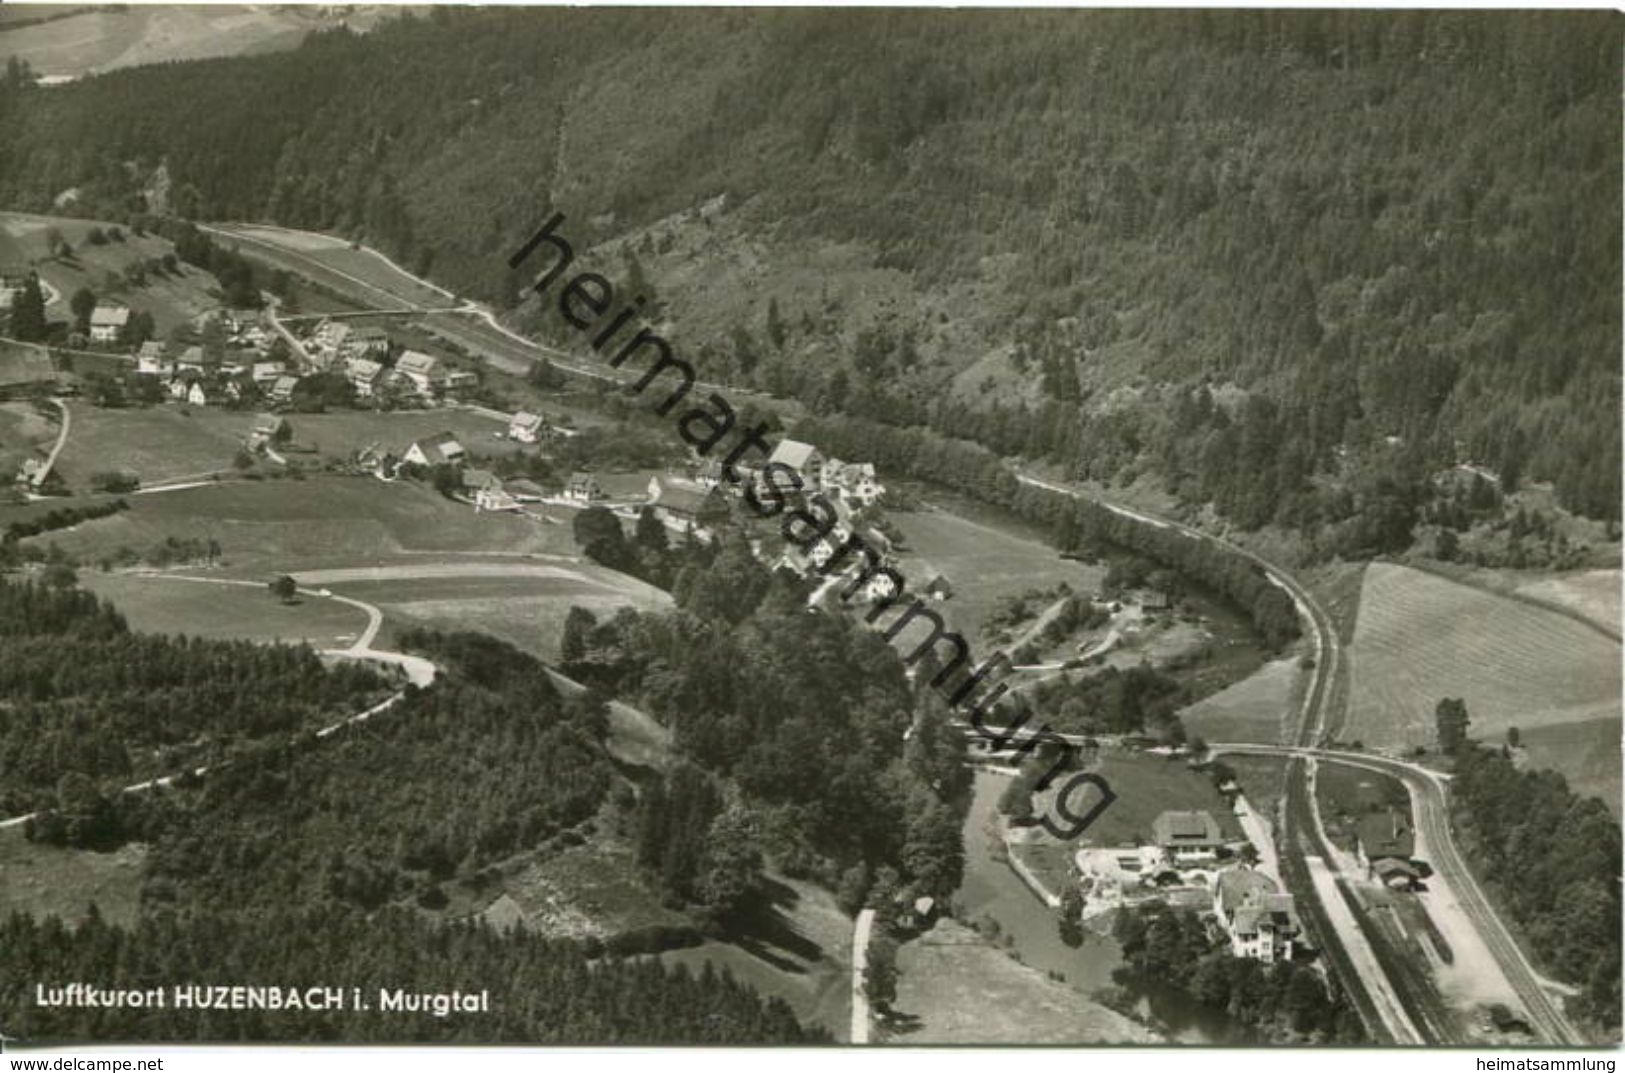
top-left (1179, 656), bottom-right (1306, 745)
top-left (17, 475), bottom-right (571, 572)
top-left (1, 212), bottom-right (222, 334)
top-left (0, 6), bottom-right (328, 79)
top-left (1345, 563), bottom-right (1621, 806)
top-left (888, 501), bottom-right (1106, 651)
top-left (222, 225), bottom-right (451, 310)
top-left (79, 571), bottom-right (370, 649)
top-left (53, 405), bottom-right (251, 488)
top-left (1515, 569), bottom-right (1621, 636)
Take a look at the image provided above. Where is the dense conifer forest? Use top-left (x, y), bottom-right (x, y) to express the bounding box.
top-left (1, 906), bottom-right (824, 1042)
top-left (0, 579), bottom-right (388, 818)
top-left (0, 9), bottom-right (1615, 539)
top-left (1451, 743), bottom-right (1621, 1030)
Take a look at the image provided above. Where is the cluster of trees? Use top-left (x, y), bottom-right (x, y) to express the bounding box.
top-left (635, 762), bottom-right (762, 919)
top-left (1450, 743), bottom-right (1620, 1030)
top-left (561, 541), bottom-right (968, 904)
top-left (1025, 664), bottom-right (1188, 739)
top-left (572, 504), bottom-right (708, 590)
top-left (54, 630), bottom-right (613, 914)
top-left (2, 498), bottom-right (128, 542)
top-left (0, 906), bottom-right (823, 1043)
top-left (0, 577), bottom-right (387, 817)
top-left (1112, 901), bottom-right (1364, 1043)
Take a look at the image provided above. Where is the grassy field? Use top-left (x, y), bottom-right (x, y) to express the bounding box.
top-left (0, 825), bottom-right (146, 928)
top-left (225, 225), bottom-right (452, 309)
top-left (1221, 754), bottom-right (1291, 827)
top-left (890, 917), bottom-right (1156, 1043)
top-left (1314, 761), bottom-right (1413, 855)
top-left (1513, 568), bottom-right (1621, 635)
top-left (1026, 748), bottom-right (1244, 851)
top-left (79, 571), bottom-right (369, 648)
top-left (1, 212), bottom-right (222, 335)
top-left (889, 498), bottom-right (1106, 651)
top-left (664, 875), bottom-right (856, 1041)
top-left (0, 6), bottom-right (363, 79)
top-left (1180, 656), bottom-right (1306, 745)
top-left (54, 405), bottom-right (251, 488)
top-left (14, 475), bottom-right (571, 572)
top-left (1344, 563), bottom-right (1621, 806)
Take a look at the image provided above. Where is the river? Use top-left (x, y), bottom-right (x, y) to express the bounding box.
top-left (957, 770), bottom-right (1258, 1044)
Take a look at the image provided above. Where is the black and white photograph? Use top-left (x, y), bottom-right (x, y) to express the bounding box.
top-left (0, 2), bottom-right (1619, 1060)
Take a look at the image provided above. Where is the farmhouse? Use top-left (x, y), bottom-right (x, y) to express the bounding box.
top-left (1141, 589), bottom-right (1173, 612)
top-left (508, 411), bottom-right (546, 443)
top-left (1214, 867), bottom-right (1303, 963)
top-left (647, 476), bottom-right (727, 529)
top-left (442, 369), bottom-right (479, 397)
top-left (395, 351), bottom-right (442, 396)
top-left (313, 319), bottom-right (352, 355)
top-left (403, 431), bottom-right (466, 467)
top-left (177, 346), bottom-right (206, 373)
top-left (467, 469), bottom-right (518, 512)
top-left (767, 439), bottom-right (824, 488)
top-left (89, 304), bottom-right (130, 343)
top-left (565, 473), bottom-right (603, 502)
top-left (1152, 810), bottom-right (1224, 865)
top-left (248, 414), bottom-right (289, 449)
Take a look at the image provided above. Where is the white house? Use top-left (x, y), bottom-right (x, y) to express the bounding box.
top-left (1213, 867), bottom-right (1302, 963)
top-left (89, 304), bottom-right (130, 343)
top-left (395, 351), bottom-right (442, 396)
top-left (508, 411), bottom-right (546, 443)
top-left (467, 469), bottom-right (517, 512)
top-left (1152, 810), bottom-right (1224, 865)
top-left (252, 361), bottom-right (285, 384)
top-left (269, 376), bottom-right (300, 404)
top-left (185, 381), bottom-right (210, 407)
top-left (136, 342), bottom-right (169, 377)
top-left (564, 473), bottom-right (603, 502)
top-left (345, 357), bottom-right (385, 398)
top-left (344, 324), bottom-right (390, 358)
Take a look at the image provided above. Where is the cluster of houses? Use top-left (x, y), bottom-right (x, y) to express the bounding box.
top-left (693, 437), bottom-right (885, 508)
top-left (1070, 800), bottom-right (1426, 965)
top-left (294, 316), bottom-right (478, 404)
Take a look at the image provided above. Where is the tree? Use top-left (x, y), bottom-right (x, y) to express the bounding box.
top-left (69, 287), bottom-right (98, 333)
top-left (766, 296), bottom-right (787, 349)
top-left (559, 606), bottom-right (596, 667)
top-left (634, 504), bottom-right (669, 555)
top-left (42, 562), bottom-right (78, 589)
top-left (573, 506), bottom-right (632, 571)
top-left (8, 273), bottom-right (47, 341)
top-left (269, 575), bottom-right (298, 603)
top-left (1506, 725), bottom-right (1521, 749)
top-left (1435, 697), bottom-right (1470, 754)
top-left (863, 934), bottom-right (899, 1013)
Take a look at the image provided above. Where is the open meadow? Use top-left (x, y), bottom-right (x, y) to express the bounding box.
top-left (13, 474), bottom-right (573, 572)
top-left (221, 225), bottom-right (453, 310)
top-left (0, 826), bottom-right (146, 929)
top-left (1345, 563), bottom-right (1621, 811)
top-left (889, 498), bottom-right (1106, 651)
top-left (53, 404), bottom-right (251, 488)
top-left (78, 571), bottom-right (370, 649)
top-left (1179, 656), bottom-right (1306, 745)
top-left (890, 917), bottom-right (1156, 1044)
top-left (1, 212), bottom-right (222, 334)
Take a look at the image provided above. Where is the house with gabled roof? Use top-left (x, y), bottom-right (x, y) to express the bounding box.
top-left (564, 472), bottom-right (603, 502)
top-left (1153, 809), bottom-right (1224, 864)
top-left (345, 356), bottom-right (385, 398)
top-left (1214, 866), bottom-right (1303, 962)
top-left (647, 476), bottom-right (727, 529)
top-left (768, 439), bottom-right (824, 486)
top-left (403, 431), bottom-right (466, 468)
top-left (88, 304), bottom-right (130, 342)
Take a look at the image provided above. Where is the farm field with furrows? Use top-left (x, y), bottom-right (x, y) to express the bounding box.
top-left (1345, 563), bottom-right (1621, 810)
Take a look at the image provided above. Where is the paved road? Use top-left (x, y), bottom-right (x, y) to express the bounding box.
top-left (26, 397), bottom-right (69, 490)
top-left (850, 907), bottom-right (876, 1044)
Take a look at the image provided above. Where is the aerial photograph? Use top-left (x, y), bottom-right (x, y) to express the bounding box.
top-left (0, 3), bottom-right (1618, 1054)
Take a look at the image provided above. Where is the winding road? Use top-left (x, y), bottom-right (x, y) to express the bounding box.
top-left (1012, 471), bottom-right (1583, 1046)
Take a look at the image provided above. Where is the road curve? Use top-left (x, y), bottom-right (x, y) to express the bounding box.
top-left (1212, 743), bottom-right (1583, 1045)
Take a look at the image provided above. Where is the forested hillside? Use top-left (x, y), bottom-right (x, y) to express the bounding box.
top-left (0, 9), bottom-right (1616, 533)
top-left (0, 578), bottom-right (389, 819)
